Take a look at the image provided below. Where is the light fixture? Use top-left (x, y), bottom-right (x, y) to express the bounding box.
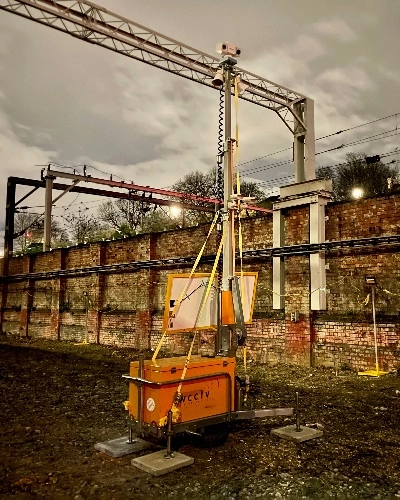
top-left (212, 68), bottom-right (224, 87)
top-left (170, 206), bottom-right (182, 218)
top-left (352, 187), bottom-right (363, 199)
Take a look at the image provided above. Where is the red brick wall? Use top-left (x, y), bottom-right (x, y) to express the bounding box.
top-left (1, 194), bottom-right (400, 370)
top-left (313, 320), bottom-right (400, 372)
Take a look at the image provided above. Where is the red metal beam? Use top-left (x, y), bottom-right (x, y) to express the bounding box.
top-left (9, 177), bottom-right (214, 212)
top-left (44, 166), bottom-right (271, 213)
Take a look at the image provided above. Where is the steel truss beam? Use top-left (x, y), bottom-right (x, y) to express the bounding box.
top-left (2, 234), bottom-right (400, 283)
top-left (41, 166), bottom-right (269, 212)
top-left (0, 0), bottom-right (308, 133)
top-left (10, 175), bottom-right (216, 211)
top-left (3, 176), bottom-right (215, 258)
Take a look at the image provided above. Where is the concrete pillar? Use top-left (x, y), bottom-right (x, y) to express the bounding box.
top-left (309, 198), bottom-right (328, 310)
top-left (272, 209), bottom-right (285, 309)
top-left (19, 254), bottom-right (34, 337)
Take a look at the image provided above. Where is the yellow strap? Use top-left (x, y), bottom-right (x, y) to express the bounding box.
top-left (234, 75), bottom-right (240, 167)
top-left (238, 214), bottom-right (245, 298)
top-left (237, 175), bottom-right (246, 312)
top-left (170, 226), bottom-right (226, 413)
top-left (172, 211), bottom-right (219, 313)
top-left (159, 227), bottom-right (225, 426)
top-left (243, 346), bottom-right (247, 375)
top-left (152, 212), bottom-right (220, 365)
top-left (383, 288), bottom-right (400, 296)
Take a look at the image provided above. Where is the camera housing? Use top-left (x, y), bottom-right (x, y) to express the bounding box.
top-left (216, 42), bottom-right (241, 58)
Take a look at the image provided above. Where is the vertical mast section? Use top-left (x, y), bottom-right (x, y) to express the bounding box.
top-left (222, 60), bottom-right (235, 291)
top-left (214, 54), bottom-right (238, 356)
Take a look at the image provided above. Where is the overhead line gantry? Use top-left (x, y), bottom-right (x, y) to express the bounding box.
top-left (0, 0), bottom-right (325, 315)
top-left (0, 0), bottom-right (316, 182)
top-left (0, 0), bottom-right (333, 461)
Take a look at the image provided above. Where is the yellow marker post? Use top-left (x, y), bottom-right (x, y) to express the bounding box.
top-left (358, 285), bottom-right (388, 377)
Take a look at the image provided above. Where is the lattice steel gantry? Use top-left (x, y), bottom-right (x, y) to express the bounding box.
top-left (0, 0), bottom-right (315, 182)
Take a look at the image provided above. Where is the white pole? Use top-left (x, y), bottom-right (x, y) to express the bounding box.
top-left (222, 62), bottom-right (234, 291)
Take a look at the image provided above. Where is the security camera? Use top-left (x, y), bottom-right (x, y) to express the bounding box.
top-left (216, 42), bottom-right (241, 57)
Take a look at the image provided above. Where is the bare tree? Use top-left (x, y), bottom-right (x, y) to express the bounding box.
top-left (172, 168), bottom-right (267, 225)
top-left (14, 212), bottom-right (69, 252)
top-left (98, 198), bottom-right (151, 234)
top-left (63, 209), bottom-right (104, 244)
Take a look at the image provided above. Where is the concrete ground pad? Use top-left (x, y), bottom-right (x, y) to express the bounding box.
top-left (94, 436), bottom-right (153, 457)
top-left (131, 449), bottom-right (194, 476)
top-left (271, 425), bottom-right (323, 443)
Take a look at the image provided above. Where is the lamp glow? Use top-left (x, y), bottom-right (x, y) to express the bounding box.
top-left (170, 206), bottom-right (182, 218)
top-left (352, 187), bottom-right (364, 199)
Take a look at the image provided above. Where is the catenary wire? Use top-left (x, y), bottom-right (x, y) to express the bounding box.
top-left (238, 112), bottom-right (399, 171)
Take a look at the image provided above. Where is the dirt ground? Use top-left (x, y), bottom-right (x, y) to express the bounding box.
top-left (2, 336), bottom-right (400, 499)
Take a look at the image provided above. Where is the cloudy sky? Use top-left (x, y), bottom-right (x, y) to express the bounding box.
top-left (0, 0), bottom-right (399, 248)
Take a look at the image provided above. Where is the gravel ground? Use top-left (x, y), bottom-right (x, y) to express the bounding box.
top-left (1, 335), bottom-right (400, 499)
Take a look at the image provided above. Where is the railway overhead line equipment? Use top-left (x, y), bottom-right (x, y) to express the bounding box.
top-left (1, 0), bottom-right (327, 464)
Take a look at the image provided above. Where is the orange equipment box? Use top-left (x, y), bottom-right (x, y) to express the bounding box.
top-left (128, 355), bottom-right (235, 427)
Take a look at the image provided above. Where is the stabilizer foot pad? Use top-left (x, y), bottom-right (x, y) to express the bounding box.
top-left (94, 436), bottom-right (153, 457)
top-left (131, 449), bottom-right (194, 476)
top-left (271, 425), bottom-right (323, 443)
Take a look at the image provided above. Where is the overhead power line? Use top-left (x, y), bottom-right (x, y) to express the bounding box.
top-left (238, 112), bottom-right (400, 172)
top-left (255, 149), bottom-right (399, 188)
top-left (240, 128), bottom-right (400, 177)
top-left (315, 129), bottom-right (400, 156)
top-left (315, 112), bottom-right (399, 141)
top-left (237, 147), bottom-right (292, 168)
top-left (236, 159), bottom-right (293, 177)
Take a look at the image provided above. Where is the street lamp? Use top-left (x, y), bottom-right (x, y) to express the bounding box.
top-left (352, 187), bottom-right (364, 199)
top-left (170, 206), bottom-right (182, 218)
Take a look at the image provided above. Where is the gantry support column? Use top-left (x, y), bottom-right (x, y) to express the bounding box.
top-left (293, 98), bottom-right (316, 183)
top-left (272, 180), bottom-right (332, 311)
top-left (43, 175), bottom-right (54, 252)
top-left (4, 178), bottom-right (16, 260)
top-left (1, 179), bottom-right (16, 332)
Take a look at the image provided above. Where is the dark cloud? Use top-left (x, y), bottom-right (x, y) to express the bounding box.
top-left (0, 0), bottom-right (399, 217)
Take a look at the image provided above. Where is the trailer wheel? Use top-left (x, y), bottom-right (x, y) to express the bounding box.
top-left (171, 431), bottom-right (187, 450)
top-left (199, 423), bottom-right (230, 448)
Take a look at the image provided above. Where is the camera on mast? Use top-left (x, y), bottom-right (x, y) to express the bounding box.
top-left (216, 42), bottom-right (241, 57)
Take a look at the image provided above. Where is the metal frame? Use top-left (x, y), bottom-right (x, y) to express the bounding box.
top-left (39, 165), bottom-right (269, 252)
top-left (309, 196), bottom-right (329, 310)
top-left (0, 0), bottom-right (318, 319)
top-left (3, 175), bottom-right (218, 258)
top-left (0, 0), bottom-right (315, 182)
top-left (272, 182), bottom-right (332, 311)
